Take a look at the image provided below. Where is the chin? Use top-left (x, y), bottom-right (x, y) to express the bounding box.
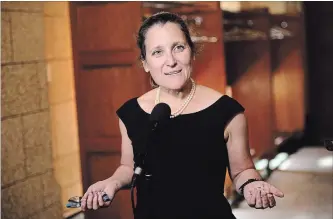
top-left (162, 78), bottom-right (188, 90)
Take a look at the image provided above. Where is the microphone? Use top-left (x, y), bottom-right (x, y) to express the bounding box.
top-left (132, 103), bottom-right (171, 181)
top-left (130, 103), bottom-right (171, 213)
top-left (144, 103), bottom-right (171, 179)
top-left (150, 102), bottom-right (172, 130)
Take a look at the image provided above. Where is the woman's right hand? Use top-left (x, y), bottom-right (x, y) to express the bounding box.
top-left (80, 179), bottom-right (120, 211)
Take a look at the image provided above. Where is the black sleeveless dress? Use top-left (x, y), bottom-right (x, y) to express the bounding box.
top-left (116, 95), bottom-right (244, 219)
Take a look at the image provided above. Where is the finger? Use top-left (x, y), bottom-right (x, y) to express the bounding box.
top-left (80, 199), bottom-right (86, 211)
top-left (86, 192), bottom-right (94, 209)
top-left (255, 189), bottom-right (263, 209)
top-left (261, 191), bottom-right (269, 209)
top-left (249, 189), bottom-right (257, 207)
top-left (81, 189), bottom-right (92, 211)
top-left (93, 192), bottom-right (99, 210)
top-left (82, 187), bottom-right (92, 200)
top-left (244, 189), bottom-right (252, 204)
top-left (267, 193), bottom-right (276, 208)
top-left (261, 184), bottom-right (269, 209)
top-left (81, 196), bottom-right (87, 211)
top-left (269, 185), bottom-right (284, 198)
top-left (98, 192), bottom-right (104, 206)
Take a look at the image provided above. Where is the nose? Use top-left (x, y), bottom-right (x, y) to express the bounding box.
top-left (165, 53), bottom-right (177, 67)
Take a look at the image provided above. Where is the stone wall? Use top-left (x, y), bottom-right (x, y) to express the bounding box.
top-left (43, 1), bottom-right (82, 217)
top-left (2, 1), bottom-right (82, 218)
top-left (1, 2), bottom-right (62, 219)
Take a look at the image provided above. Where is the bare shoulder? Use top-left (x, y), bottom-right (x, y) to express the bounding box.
top-left (195, 85), bottom-right (224, 103)
top-left (137, 89), bottom-right (157, 113)
top-left (228, 113), bottom-right (247, 129)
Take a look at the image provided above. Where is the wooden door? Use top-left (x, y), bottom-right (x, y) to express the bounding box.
top-left (70, 2), bottom-right (148, 219)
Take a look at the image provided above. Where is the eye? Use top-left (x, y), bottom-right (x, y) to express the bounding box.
top-left (174, 45), bottom-right (185, 52)
top-left (152, 50), bottom-right (163, 56)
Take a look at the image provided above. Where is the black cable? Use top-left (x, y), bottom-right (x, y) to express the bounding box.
top-left (130, 175), bottom-right (137, 214)
top-left (130, 166), bottom-right (142, 216)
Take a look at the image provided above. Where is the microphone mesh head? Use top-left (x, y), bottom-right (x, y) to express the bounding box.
top-left (150, 103), bottom-right (171, 122)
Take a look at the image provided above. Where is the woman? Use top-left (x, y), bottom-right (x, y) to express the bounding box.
top-left (80, 12), bottom-right (284, 219)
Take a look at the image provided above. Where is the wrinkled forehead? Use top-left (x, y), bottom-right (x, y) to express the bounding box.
top-left (144, 22), bottom-right (187, 49)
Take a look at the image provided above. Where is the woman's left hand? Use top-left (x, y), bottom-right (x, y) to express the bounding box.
top-left (243, 181), bottom-right (284, 209)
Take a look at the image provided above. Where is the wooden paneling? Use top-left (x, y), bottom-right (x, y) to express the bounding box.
top-left (77, 67), bottom-right (147, 139)
top-left (271, 42), bottom-right (305, 132)
top-left (224, 10), bottom-right (273, 157)
top-left (79, 50), bottom-right (138, 68)
top-left (76, 4), bottom-right (139, 52)
top-left (189, 10), bottom-right (226, 93)
top-left (70, 2), bottom-right (147, 219)
top-left (143, 1), bottom-right (220, 15)
top-left (270, 15), bottom-right (305, 134)
top-left (231, 51), bottom-right (273, 157)
top-left (223, 10), bottom-right (307, 156)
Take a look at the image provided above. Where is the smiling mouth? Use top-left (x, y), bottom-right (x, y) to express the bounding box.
top-left (164, 69), bottom-right (182, 75)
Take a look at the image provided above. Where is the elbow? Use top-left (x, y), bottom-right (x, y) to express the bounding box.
top-left (120, 163), bottom-right (134, 173)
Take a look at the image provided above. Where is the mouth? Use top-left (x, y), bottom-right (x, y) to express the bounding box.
top-left (164, 69), bottom-right (182, 76)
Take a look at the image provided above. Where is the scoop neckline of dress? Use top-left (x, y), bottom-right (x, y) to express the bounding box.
top-left (135, 95), bottom-right (226, 118)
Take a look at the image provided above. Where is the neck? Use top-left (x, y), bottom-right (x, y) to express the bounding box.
top-left (159, 78), bottom-right (193, 101)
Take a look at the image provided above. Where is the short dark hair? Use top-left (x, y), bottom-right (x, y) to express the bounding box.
top-left (136, 11), bottom-right (195, 61)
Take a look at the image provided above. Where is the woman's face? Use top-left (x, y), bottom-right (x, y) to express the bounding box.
top-left (142, 22), bottom-right (192, 90)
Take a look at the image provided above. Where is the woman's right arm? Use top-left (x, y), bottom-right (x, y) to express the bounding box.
top-left (81, 118), bottom-right (134, 210)
top-left (105, 118), bottom-right (134, 189)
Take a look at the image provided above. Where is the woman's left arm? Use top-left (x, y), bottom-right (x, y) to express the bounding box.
top-left (225, 113), bottom-right (284, 209)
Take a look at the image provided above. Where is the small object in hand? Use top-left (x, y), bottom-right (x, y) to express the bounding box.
top-left (66, 194), bottom-right (111, 208)
top-left (66, 196), bottom-right (82, 208)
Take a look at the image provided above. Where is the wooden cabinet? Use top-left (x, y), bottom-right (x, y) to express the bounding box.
top-left (270, 14), bottom-right (306, 134)
top-left (222, 9), bottom-right (306, 158)
top-left (223, 10), bottom-right (274, 157)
